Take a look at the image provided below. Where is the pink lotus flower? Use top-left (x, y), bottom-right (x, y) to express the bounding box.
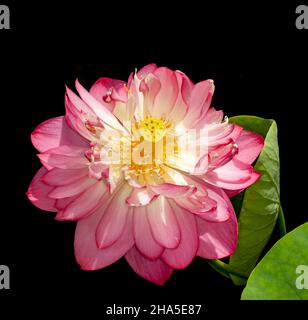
top-left (27, 64), bottom-right (264, 285)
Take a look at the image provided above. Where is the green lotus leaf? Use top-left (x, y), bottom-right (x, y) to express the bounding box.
top-left (228, 116), bottom-right (280, 285)
top-left (242, 223), bottom-right (308, 300)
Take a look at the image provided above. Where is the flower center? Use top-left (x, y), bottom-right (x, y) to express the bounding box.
top-left (125, 117), bottom-right (173, 179)
top-left (136, 117), bottom-right (168, 142)
top-left (85, 115), bottom-right (179, 184)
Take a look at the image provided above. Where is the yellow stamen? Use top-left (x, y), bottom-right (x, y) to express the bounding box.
top-left (137, 117), bottom-right (168, 142)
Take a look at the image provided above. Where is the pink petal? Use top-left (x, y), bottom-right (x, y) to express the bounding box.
top-left (162, 166), bottom-right (192, 186)
top-left (90, 77), bottom-right (127, 108)
top-left (40, 144), bottom-right (87, 155)
top-left (147, 197), bottom-right (181, 249)
top-left (235, 129), bottom-right (264, 164)
top-left (161, 201), bottom-right (198, 269)
top-left (38, 145), bottom-right (88, 170)
top-left (107, 167), bottom-right (124, 194)
top-left (127, 178), bottom-right (145, 189)
top-left (207, 124), bottom-right (242, 146)
top-left (66, 85), bottom-right (95, 115)
top-left (129, 74), bottom-right (145, 119)
top-left (194, 110), bottom-right (226, 132)
top-left (126, 187), bottom-right (158, 206)
top-left (75, 79), bottom-right (127, 133)
top-left (174, 195), bottom-right (215, 214)
top-left (137, 63), bottom-right (158, 78)
top-left (198, 183), bottom-right (232, 222)
top-left (164, 150), bottom-right (204, 175)
top-left (223, 172), bottom-right (261, 197)
top-left (141, 74), bottom-right (161, 113)
top-left (42, 168), bottom-right (88, 186)
top-left (133, 206), bottom-right (164, 260)
top-left (96, 184), bottom-right (132, 248)
top-left (55, 194), bottom-right (79, 211)
top-left (74, 204), bottom-right (134, 270)
top-left (150, 67), bottom-right (178, 118)
top-left (183, 80), bottom-right (215, 128)
top-left (170, 176), bottom-right (229, 222)
top-left (26, 167), bottom-right (56, 212)
top-left (88, 162), bottom-right (109, 180)
top-left (207, 140), bottom-right (238, 169)
top-left (149, 183), bottom-right (196, 198)
top-left (167, 71), bottom-right (190, 125)
top-left (38, 153), bottom-right (88, 170)
top-left (204, 158), bottom-right (260, 190)
top-left (173, 183), bottom-right (217, 216)
top-left (193, 153), bottom-right (210, 175)
top-left (65, 93), bottom-right (96, 141)
top-left (197, 191), bottom-right (238, 259)
top-left (31, 116), bottom-right (88, 153)
top-left (200, 107), bottom-right (224, 125)
top-left (58, 182), bottom-right (107, 220)
top-left (176, 70), bottom-right (194, 105)
top-left (48, 177), bottom-right (97, 199)
top-left (125, 247), bottom-right (173, 285)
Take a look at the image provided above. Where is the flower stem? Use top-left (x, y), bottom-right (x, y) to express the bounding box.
top-left (207, 260), bottom-right (231, 279)
top-left (207, 259), bottom-right (249, 279)
top-left (278, 205), bottom-right (287, 237)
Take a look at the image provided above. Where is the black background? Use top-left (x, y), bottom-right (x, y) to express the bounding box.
top-left (1, 0), bottom-right (307, 315)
